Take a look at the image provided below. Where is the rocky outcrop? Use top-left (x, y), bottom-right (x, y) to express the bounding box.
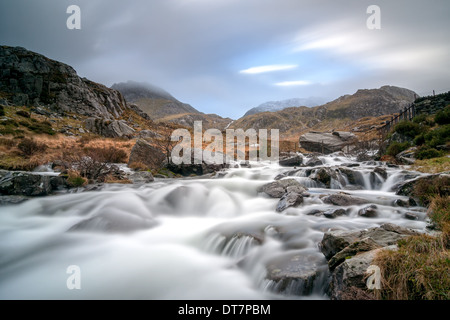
top-left (0, 46), bottom-right (131, 120)
top-left (0, 170), bottom-right (67, 196)
top-left (128, 139), bottom-right (166, 170)
top-left (299, 131), bottom-right (357, 154)
top-left (319, 223), bottom-right (419, 300)
top-left (84, 118), bottom-right (135, 138)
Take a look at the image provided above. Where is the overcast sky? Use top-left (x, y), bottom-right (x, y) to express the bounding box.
top-left (1, 0), bottom-right (449, 119)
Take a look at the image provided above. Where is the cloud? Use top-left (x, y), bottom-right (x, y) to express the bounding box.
top-left (0, 0), bottom-right (449, 119)
top-left (274, 80), bottom-right (311, 86)
top-left (240, 64), bottom-right (297, 74)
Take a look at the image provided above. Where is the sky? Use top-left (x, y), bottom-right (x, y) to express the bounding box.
top-left (1, 0), bottom-right (449, 119)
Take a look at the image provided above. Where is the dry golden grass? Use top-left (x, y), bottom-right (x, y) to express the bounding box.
top-left (410, 156), bottom-right (450, 174)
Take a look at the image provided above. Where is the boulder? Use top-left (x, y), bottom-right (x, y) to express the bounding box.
top-left (264, 252), bottom-right (328, 296)
top-left (323, 208), bottom-right (347, 219)
top-left (164, 148), bottom-right (229, 176)
top-left (279, 154), bottom-right (303, 167)
top-left (396, 147), bottom-right (417, 164)
top-left (276, 190), bottom-right (304, 212)
top-left (128, 139), bottom-right (166, 170)
top-left (299, 131), bottom-right (357, 154)
top-left (319, 223), bottom-right (417, 261)
top-left (320, 223), bottom-right (419, 299)
top-left (127, 171), bottom-right (154, 184)
top-left (0, 170), bottom-right (67, 196)
top-left (357, 204), bottom-right (378, 218)
top-left (305, 156), bottom-right (323, 167)
top-left (258, 179), bottom-right (308, 198)
top-left (84, 118), bottom-right (135, 138)
top-left (322, 193), bottom-right (369, 206)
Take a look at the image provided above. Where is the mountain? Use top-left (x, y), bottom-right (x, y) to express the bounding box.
top-left (243, 97), bottom-right (326, 117)
top-left (231, 85), bottom-right (418, 138)
top-left (111, 81), bottom-right (200, 120)
top-left (0, 46), bottom-right (132, 120)
top-left (111, 80), bottom-right (232, 130)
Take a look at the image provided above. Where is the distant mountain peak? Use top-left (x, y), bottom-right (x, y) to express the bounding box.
top-left (243, 97), bottom-right (326, 117)
top-left (111, 81), bottom-right (176, 103)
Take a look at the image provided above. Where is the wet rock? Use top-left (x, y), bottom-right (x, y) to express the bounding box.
top-left (305, 156), bottom-right (323, 167)
top-left (165, 148), bottom-right (229, 176)
top-left (323, 208), bottom-right (347, 219)
top-left (328, 247), bottom-right (396, 300)
top-left (264, 252), bottom-right (328, 296)
top-left (127, 171), bottom-right (154, 184)
top-left (373, 167), bottom-right (387, 180)
top-left (279, 155), bottom-right (303, 167)
top-left (0, 170), bottom-right (67, 196)
top-left (276, 191), bottom-right (304, 212)
top-left (357, 204), bottom-right (378, 218)
top-left (320, 223), bottom-right (417, 261)
top-left (258, 179), bottom-right (308, 198)
top-left (404, 212), bottom-right (419, 220)
top-left (322, 193), bottom-right (369, 206)
top-left (328, 237), bottom-right (382, 270)
top-left (310, 167), bottom-right (337, 188)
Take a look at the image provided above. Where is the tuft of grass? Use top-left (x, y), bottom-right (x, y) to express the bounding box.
top-left (17, 138), bottom-right (47, 157)
top-left (374, 234), bottom-right (449, 300)
top-left (411, 156), bottom-right (450, 174)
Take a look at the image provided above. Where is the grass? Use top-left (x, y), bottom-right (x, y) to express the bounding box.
top-left (373, 232), bottom-right (449, 300)
top-left (411, 155), bottom-right (450, 173)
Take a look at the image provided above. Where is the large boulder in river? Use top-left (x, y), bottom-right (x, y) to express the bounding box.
top-left (299, 131), bottom-right (357, 154)
top-left (258, 179), bottom-right (308, 198)
top-left (321, 193), bottom-right (369, 206)
top-left (278, 154), bottom-right (303, 167)
top-left (128, 139), bottom-right (166, 170)
top-left (0, 170), bottom-right (67, 196)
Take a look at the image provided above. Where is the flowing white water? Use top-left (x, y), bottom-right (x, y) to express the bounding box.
top-left (0, 154), bottom-right (429, 300)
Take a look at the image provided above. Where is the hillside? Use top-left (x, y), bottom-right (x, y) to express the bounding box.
top-left (231, 85), bottom-right (418, 140)
top-left (111, 81), bottom-right (200, 120)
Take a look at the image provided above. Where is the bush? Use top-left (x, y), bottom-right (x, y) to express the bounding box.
top-left (61, 146), bottom-right (127, 181)
top-left (413, 114), bottom-right (434, 127)
top-left (17, 138), bottom-right (47, 157)
top-left (415, 147), bottom-right (443, 160)
top-left (393, 121), bottom-right (423, 139)
top-left (66, 170), bottom-right (87, 187)
top-left (434, 105), bottom-right (450, 125)
top-left (386, 141), bottom-right (410, 157)
top-left (424, 124), bottom-right (450, 148)
top-left (413, 175), bottom-right (450, 206)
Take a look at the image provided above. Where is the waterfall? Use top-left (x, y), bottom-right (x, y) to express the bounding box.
top-left (0, 154), bottom-right (429, 300)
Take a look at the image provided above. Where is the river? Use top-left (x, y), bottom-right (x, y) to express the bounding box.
top-left (0, 153), bottom-right (428, 299)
